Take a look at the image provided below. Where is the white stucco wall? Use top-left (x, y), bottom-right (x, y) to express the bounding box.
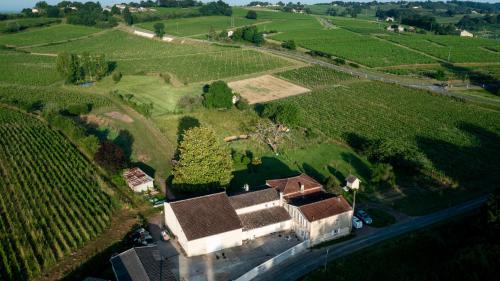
top-left (164, 203), bottom-right (188, 245)
top-left (243, 219), bottom-right (292, 240)
top-left (131, 181), bottom-right (153, 192)
top-left (235, 200), bottom-right (280, 215)
top-left (309, 210), bottom-right (353, 245)
top-left (184, 228), bottom-right (243, 257)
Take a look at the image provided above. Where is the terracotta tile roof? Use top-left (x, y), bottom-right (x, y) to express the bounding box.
top-left (123, 167), bottom-right (153, 188)
top-left (169, 192), bottom-right (242, 241)
top-left (286, 191), bottom-right (336, 206)
top-left (239, 207), bottom-right (291, 230)
top-left (298, 196), bottom-right (352, 222)
top-left (229, 188), bottom-right (280, 210)
top-left (266, 174), bottom-right (323, 198)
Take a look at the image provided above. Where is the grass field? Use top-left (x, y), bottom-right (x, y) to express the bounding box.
top-left (0, 18), bottom-right (60, 33)
top-left (29, 30), bottom-right (296, 83)
top-left (275, 66), bottom-right (500, 214)
top-left (0, 107), bottom-right (115, 281)
top-left (0, 24), bottom-right (101, 47)
top-left (136, 15), bottom-right (265, 37)
top-left (0, 49), bottom-right (59, 86)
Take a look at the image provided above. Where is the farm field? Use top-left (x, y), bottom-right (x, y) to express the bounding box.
top-left (329, 16), bottom-right (386, 35)
top-left (0, 49), bottom-right (59, 86)
top-left (275, 66), bottom-right (500, 213)
top-left (0, 24), bottom-right (101, 47)
top-left (268, 19), bottom-right (436, 67)
top-left (29, 30), bottom-right (296, 83)
top-left (136, 15), bottom-right (266, 37)
top-left (382, 33), bottom-right (500, 63)
top-left (0, 107), bottom-right (115, 281)
top-left (0, 17), bottom-right (60, 33)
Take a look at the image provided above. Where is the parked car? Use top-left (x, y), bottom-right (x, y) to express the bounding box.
top-left (352, 216), bottom-right (363, 229)
top-left (355, 209), bottom-right (373, 225)
top-left (161, 230), bottom-right (170, 241)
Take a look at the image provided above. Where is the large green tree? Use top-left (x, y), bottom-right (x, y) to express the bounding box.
top-left (203, 80), bottom-right (233, 109)
top-left (123, 7), bottom-right (133, 25)
top-left (173, 127), bottom-right (233, 192)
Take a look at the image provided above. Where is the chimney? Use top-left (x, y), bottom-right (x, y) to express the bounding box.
top-left (279, 192), bottom-right (284, 204)
top-left (243, 183), bottom-right (249, 192)
top-left (300, 182), bottom-right (305, 193)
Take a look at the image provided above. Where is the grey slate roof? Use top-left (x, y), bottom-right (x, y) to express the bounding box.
top-left (229, 188), bottom-right (280, 210)
top-left (110, 245), bottom-right (176, 281)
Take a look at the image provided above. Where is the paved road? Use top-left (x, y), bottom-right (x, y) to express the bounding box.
top-left (255, 196), bottom-right (487, 281)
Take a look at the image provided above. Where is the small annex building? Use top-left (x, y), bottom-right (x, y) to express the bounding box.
top-left (460, 30), bottom-right (473, 37)
top-left (123, 167), bottom-right (154, 193)
top-left (110, 245), bottom-right (176, 281)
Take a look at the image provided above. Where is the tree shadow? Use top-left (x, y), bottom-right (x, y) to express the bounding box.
top-left (301, 163), bottom-right (325, 183)
top-left (113, 130), bottom-right (134, 161)
top-left (416, 122), bottom-right (500, 186)
top-left (131, 161), bottom-right (155, 178)
top-left (340, 152), bottom-right (371, 182)
top-left (440, 62), bottom-right (499, 95)
top-left (177, 116), bottom-right (200, 144)
top-left (229, 156), bottom-right (297, 194)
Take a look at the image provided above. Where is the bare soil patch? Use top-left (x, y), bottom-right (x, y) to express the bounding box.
top-left (104, 111), bottom-right (134, 123)
top-left (228, 75), bottom-right (310, 104)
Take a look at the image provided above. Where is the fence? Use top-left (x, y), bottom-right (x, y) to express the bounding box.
top-left (234, 239), bottom-right (310, 281)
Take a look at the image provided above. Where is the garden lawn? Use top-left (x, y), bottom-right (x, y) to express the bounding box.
top-left (0, 24), bottom-right (101, 47)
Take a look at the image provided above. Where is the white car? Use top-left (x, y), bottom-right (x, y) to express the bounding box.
top-left (352, 216), bottom-right (363, 229)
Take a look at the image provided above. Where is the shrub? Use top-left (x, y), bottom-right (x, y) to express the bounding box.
top-left (246, 10), bottom-right (257, 19)
top-left (177, 95), bottom-right (203, 112)
top-left (94, 141), bottom-right (128, 173)
top-left (235, 96), bottom-right (250, 110)
top-left (112, 71), bottom-right (122, 83)
top-left (262, 103), bottom-right (301, 126)
top-left (160, 73), bottom-right (171, 84)
top-left (281, 40), bottom-right (296, 50)
top-left (203, 80), bottom-right (233, 109)
top-left (5, 22), bottom-right (21, 33)
top-left (371, 163), bottom-right (396, 189)
top-left (333, 58), bottom-right (346, 65)
top-left (153, 22), bottom-right (165, 38)
top-left (325, 175), bottom-right (343, 195)
top-left (348, 62), bottom-right (360, 68)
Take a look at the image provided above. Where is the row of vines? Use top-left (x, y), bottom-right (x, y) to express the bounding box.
top-left (0, 108), bottom-right (116, 281)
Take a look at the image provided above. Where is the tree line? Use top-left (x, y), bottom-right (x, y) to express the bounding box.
top-left (56, 52), bottom-right (112, 84)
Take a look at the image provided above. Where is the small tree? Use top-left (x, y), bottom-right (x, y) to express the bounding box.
top-left (173, 127), bottom-right (233, 192)
top-left (112, 71), bottom-right (123, 83)
top-left (325, 175), bottom-right (343, 195)
top-left (262, 103), bottom-right (301, 127)
top-left (153, 22), bottom-right (165, 38)
top-left (371, 163), bottom-right (396, 189)
top-left (94, 141), bottom-right (127, 173)
top-left (281, 40), bottom-right (296, 50)
top-left (253, 120), bottom-right (289, 153)
top-left (123, 7), bottom-right (133, 25)
top-left (56, 52), bottom-right (81, 84)
top-left (203, 80), bottom-right (233, 109)
top-left (246, 10), bottom-right (257, 19)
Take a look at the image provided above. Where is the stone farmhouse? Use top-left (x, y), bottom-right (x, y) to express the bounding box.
top-left (164, 174), bottom-right (353, 257)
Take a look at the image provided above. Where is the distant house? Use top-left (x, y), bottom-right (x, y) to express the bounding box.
top-left (110, 245), bottom-right (176, 281)
top-left (387, 25), bottom-right (404, 32)
top-left (385, 17), bottom-right (395, 22)
top-left (460, 30), bottom-right (473, 37)
top-left (123, 167), bottom-right (154, 192)
top-left (227, 30), bottom-right (234, 37)
top-left (31, 8), bottom-right (39, 13)
top-left (164, 174), bottom-right (353, 256)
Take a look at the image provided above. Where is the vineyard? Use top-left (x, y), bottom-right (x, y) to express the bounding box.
top-left (0, 107), bottom-right (116, 281)
top-left (0, 84), bottom-right (111, 111)
top-left (383, 33), bottom-right (500, 63)
top-left (0, 24), bottom-right (101, 47)
top-left (29, 30), bottom-right (295, 83)
top-left (275, 66), bottom-right (500, 187)
top-left (278, 65), bottom-right (354, 88)
top-left (0, 49), bottom-right (59, 86)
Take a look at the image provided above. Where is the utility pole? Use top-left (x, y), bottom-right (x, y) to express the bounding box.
top-left (324, 248), bottom-right (329, 271)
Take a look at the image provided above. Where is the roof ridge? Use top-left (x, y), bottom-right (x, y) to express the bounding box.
top-left (298, 195), bottom-right (343, 209)
top-left (169, 191), bottom-right (226, 205)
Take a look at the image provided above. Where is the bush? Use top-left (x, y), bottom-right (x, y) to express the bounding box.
top-left (324, 175), bottom-right (343, 195)
top-left (333, 58), bottom-right (346, 65)
top-left (64, 104), bottom-right (92, 116)
top-left (371, 163), bottom-right (396, 189)
top-left (153, 22), bottom-right (165, 38)
top-left (94, 141), bottom-right (128, 173)
top-left (262, 103), bottom-right (301, 126)
top-left (246, 10), bottom-right (257, 19)
top-left (349, 62), bottom-right (360, 68)
top-left (177, 95), bottom-right (203, 112)
top-left (5, 22), bottom-right (21, 33)
top-left (281, 40), bottom-right (296, 50)
top-left (160, 73), bottom-right (171, 84)
top-left (235, 96), bottom-right (250, 110)
top-left (112, 71), bottom-right (122, 83)
top-left (203, 80), bottom-right (233, 109)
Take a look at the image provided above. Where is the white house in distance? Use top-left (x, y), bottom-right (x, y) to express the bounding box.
top-left (385, 16), bottom-right (395, 22)
top-left (123, 167), bottom-right (154, 192)
top-left (164, 174), bottom-right (353, 257)
top-left (460, 30), bottom-right (474, 37)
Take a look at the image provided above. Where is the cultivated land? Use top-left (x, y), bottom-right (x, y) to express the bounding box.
top-left (0, 107), bottom-right (115, 280)
top-left (0, 49), bottom-right (59, 86)
top-left (228, 74), bottom-right (310, 104)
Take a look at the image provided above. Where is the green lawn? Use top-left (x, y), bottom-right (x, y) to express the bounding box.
top-left (0, 24), bottom-right (101, 47)
top-left (0, 17), bottom-right (60, 33)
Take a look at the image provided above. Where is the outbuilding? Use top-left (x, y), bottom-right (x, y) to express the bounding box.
top-left (123, 167), bottom-right (154, 193)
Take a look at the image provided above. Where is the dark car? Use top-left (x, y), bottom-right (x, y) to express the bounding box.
top-left (355, 209), bottom-right (373, 224)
